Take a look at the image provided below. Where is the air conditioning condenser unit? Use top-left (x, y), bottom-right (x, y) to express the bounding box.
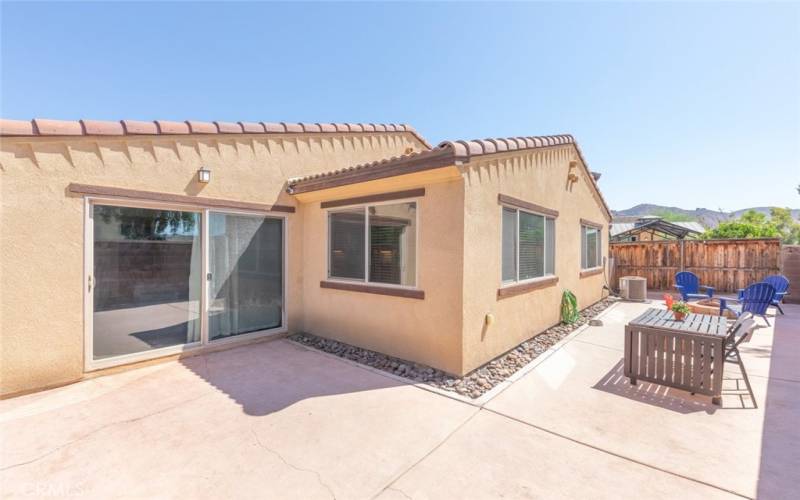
top-left (619, 276), bottom-right (647, 302)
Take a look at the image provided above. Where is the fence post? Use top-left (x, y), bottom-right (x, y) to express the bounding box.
top-left (680, 239), bottom-right (685, 272)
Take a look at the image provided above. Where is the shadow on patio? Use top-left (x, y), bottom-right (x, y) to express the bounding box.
top-left (178, 337), bottom-right (405, 416)
top-left (593, 359), bottom-right (718, 414)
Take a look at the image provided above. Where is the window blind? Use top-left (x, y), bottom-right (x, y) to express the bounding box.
top-left (545, 217), bottom-right (555, 275)
top-left (502, 208), bottom-right (517, 281)
top-left (329, 209), bottom-right (365, 279)
top-left (369, 203), bottom-right (416, 286)
top-left (519, 212), bottom-right (545, 280)
top-left (582, 226), bottom-right (600, 269)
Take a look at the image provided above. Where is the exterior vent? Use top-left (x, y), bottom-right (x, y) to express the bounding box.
top-left (619, 276), bottom-right (647, 302)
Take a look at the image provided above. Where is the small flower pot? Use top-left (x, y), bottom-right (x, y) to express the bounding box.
top-left (673, 311), bottom-right (686, 321)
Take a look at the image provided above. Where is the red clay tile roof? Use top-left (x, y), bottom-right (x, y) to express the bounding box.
top-left (288, 133), bottom-right (611, 220)
top-left (0, 118), bottom-right (432, 149)
top-left (287, 147), bottom-right (453, 188)
top-left (288, 134), bottom-right (577, 187)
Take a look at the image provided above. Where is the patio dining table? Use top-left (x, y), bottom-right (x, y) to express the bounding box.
top-left (624, 308), bottom-right (728, 405)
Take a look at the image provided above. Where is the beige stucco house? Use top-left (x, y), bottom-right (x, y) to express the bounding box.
top-left (0, 118), bottom-right (611, 397)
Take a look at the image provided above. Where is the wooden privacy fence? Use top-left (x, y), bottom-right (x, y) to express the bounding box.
top-left (609, 238), bottom-right (781, 293)
top-left (782, 245), bottom-right (800, 303)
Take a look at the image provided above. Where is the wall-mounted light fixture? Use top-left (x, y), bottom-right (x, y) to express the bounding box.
top-left (197, 167), bottom-right (211, 184)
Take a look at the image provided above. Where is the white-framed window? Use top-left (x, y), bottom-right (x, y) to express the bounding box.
top-left (581, 225), bottom-right (602, 269)
top-left (502, 207), bottom-right (555, 283)
top-left (328, 201), bottom-right (418, 287)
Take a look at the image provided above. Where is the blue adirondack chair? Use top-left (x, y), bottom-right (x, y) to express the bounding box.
top-left (739, 275), bottom-right (789, 315)
top-left (675, 271), bottom-right (715, 301)
top-left (726, 282), bottom-right (777, 326)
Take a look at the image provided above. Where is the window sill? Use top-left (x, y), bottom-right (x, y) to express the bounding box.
top-left (320, 280), bottom-right (425, 300)
top-left (580, 267), bottom-right (604, 278)
top-left (497, 276), bottom-right (559, 300)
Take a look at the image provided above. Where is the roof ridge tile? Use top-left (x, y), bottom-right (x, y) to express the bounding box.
top-left (81, 119), bottom-right (124, 136)
top-left (214, 121), bottom-right (243, 134)
top-left (33, 118), bottom-right (83, 136)
top-left (155, 120), bottom-right (190, 135)
top-left (0, 117), bottom-right (430, 147)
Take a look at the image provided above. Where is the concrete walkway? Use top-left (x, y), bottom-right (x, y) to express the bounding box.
top-left (2, 299), bottom-right (797, 499)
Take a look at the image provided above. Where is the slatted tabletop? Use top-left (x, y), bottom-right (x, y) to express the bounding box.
top-left (629, 308), bottom-right (728, 338)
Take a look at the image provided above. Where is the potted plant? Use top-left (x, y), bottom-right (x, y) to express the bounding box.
top-left (671, 301), bottom-right (691, 321)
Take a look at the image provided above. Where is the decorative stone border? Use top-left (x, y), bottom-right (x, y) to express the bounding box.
top-left (290, 296), bottom-right (619, 400)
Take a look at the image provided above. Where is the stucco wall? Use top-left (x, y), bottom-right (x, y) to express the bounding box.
top-left (0, 130), bottom-right (424, 396)
top-left (460, 145), bottom-right (610, 373)
top-left (300, 179), bottom-right (465, 375)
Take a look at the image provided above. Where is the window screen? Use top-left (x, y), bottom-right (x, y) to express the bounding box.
top-left (545, 217), bottom-right (555, 275)
top-left (329, 208), bottom-right (365, 280)
top-left (369, 203), bottom-right (416, 286)
top-left (519, 212), bottom-right (545, 280)
top-left (502, 208), bottom-right (517, 282)
top-left (582, 225), bottom-right (601, 269)
top-left (501, 206), bottom-right (555, 283)
top-left (328, 202), bottom-right (417, 286)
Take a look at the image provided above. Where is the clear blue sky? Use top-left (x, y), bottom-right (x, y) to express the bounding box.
top-left (2, 1), bottom-right (798, 211)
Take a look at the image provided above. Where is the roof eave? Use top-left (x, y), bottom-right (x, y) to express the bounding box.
top-left (287, 148), bottom-right (457, 195)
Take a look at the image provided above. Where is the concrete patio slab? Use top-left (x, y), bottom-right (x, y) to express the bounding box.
top-left (486, 301), bottom-right (800, 499)
top-left (0, 340), bottom-right (477, 499)
top-left (2, 300), bottom-right (797, 499)
top-left (377, 410), bottom-right (737, 500)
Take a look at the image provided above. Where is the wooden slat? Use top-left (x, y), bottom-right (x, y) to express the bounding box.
top-left (683, 338), bottom-right (693, 387)
top-left (692, 338), bottom-right (702, 389)
top-left (639, 331), bottom-right (647, 377)
top-left (782, 245), bottom-right (800, 304)
top-left (711, 341), bottom-right (724, 395)
top-left (665, 334), bottom-right (674, 385)
top-left (648, 333), bottom-right (657, 379)
top-left (624, 325), bottom-right (633, 377)
top-left (702, 340), bottom-right (712, 391)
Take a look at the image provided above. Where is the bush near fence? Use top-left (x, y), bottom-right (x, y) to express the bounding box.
top-left (609, 238), bottom-right (782, 294)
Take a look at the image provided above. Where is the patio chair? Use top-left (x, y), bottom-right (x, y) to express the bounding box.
top-left (726, 311), bottom-right (754, 335)
top-left (725, 282), bottom-right (777, 326)
top-left (675, 271), bottom-right (715, 301)
top-left (722, 317), bottom-right (759, 407)
top-left (739, 275), bottom-right (790, 315)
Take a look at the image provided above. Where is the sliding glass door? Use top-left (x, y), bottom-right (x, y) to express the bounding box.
top-left (92, 205), bottom-right (202, 360)
top-left (208, 213), bottom-right (283, 341)
top-left (89, 203), bottom-right (284, 367)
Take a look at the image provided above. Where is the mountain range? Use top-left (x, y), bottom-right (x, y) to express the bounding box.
top-left (612, 204), bottom-right (800, 228)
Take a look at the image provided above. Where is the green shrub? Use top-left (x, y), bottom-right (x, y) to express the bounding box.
top-left (561, 290), bottom-right (579, 325)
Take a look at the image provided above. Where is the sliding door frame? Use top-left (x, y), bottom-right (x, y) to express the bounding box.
top-left (83, 196), bottom-right (288, 372)
top-left (205, 209), bottom-right (288, 347)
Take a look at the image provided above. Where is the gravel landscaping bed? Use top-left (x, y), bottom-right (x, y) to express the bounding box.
top-left (290, 296), bottom-right (619, 399)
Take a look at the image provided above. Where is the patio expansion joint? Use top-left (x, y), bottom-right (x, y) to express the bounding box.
top-left (570, 338), bottom-right (624, 352)
top-left (0, 391), bottom-right (213, 473)
top-left (370, 408), bottom-right (481, 500)
top-left (385, 486), bottom-right (413, 500)
top-left (249, 427), bottom-right (337, 500)
top-left (480, 406), bottom-right (752, 500)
